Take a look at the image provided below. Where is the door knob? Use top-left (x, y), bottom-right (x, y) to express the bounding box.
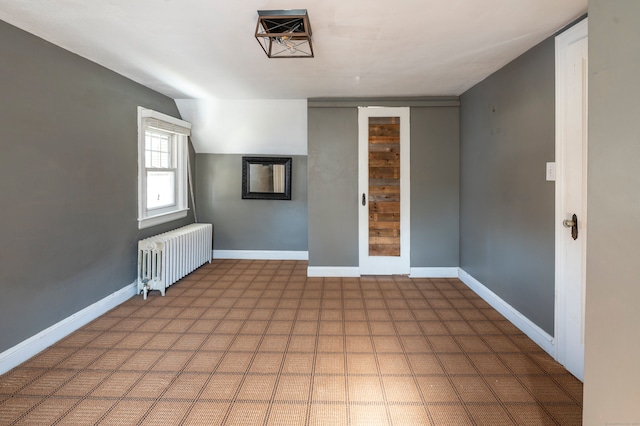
top-left (563, 214), bottom-right (578, 240)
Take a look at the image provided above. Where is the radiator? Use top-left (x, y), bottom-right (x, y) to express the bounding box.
top-left (137, 223), bottom-right (212, 299)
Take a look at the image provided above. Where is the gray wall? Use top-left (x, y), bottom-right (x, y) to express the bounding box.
top-left (411, 107), bottom-right (460, 267)
top-left (196, 154), bottom-right (308, 251)
top-left (0, 21), bottom-right (194, 353)
top-left (307, 107), bottom-right (359, 267)
top-left (307, 101), bottom-right (460, 268)
top-left (459, 38), bottom-right (556, 335)
top-left (584, 1), bottom-right (640, 423)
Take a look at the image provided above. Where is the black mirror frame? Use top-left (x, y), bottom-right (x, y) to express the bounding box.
top-left (242, 156), bottom-right (292, 200)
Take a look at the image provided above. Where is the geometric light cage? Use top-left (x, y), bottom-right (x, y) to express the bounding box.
top-left (255, 9), bottom-right (313, 58)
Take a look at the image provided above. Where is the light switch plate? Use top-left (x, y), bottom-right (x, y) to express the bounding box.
top-left (546, 162), bottom-right (556, 181)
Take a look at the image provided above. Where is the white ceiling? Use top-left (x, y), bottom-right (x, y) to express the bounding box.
top-left (1, 0), bottom-right (587, 100)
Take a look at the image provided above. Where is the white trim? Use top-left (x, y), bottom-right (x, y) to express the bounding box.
top-left (137, 107), bottom-right (191, 230)
top-left (307, 267), bottom-right (361, 277)
top-left (213, 250), bottom-right (309, 260)
top-left (141, 108), bottom-right (193, 132)
top-left (409, 267), bottom-right (459, 278)
top-left (137, 208), bottom-right (188, 229)
top-left (0, 282), bottom-right (137, 375)
top-left (458, 269), bottom-right (555, 356)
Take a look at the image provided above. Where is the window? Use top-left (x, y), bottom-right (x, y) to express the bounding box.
top-left (138, 107), bottom-right (191, 229)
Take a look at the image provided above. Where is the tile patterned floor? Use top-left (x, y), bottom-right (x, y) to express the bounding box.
top-left (0, 260), bottom-right (583, 425)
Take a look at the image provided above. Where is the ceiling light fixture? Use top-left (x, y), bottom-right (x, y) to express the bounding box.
top-left (255, 9), bottom-right (313, 58)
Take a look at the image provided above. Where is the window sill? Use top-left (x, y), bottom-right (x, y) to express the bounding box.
top-left (138, 208), bottom-right (188, 230)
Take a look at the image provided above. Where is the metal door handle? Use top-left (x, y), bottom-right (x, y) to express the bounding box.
top-left (563, 214), bottom-right (578, 240)
top-left (362, 193), bottom-right (366, 206)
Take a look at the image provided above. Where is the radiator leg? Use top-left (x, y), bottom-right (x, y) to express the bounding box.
top-left (141, 278), bottom-right (150, 300)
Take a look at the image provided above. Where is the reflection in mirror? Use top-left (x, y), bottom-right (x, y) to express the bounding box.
top-left (242, 157), bottom-right (292, 200)
top-left (249, 164), bottom-right (286, 193)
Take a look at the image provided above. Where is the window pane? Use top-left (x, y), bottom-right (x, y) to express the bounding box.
top-left (151, 151), bottom-right (162, 167)
top-left (145, 131), bottom-right (172, 168)
top-left (146, 171), bottom-right (175, 209)
top-left (151, 135), bottom-right (161, 151)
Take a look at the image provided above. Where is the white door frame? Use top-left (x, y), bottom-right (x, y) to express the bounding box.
top-left (555, 18), bottom-right (588, 382)
top-left (358, 107), bottom-right (411, 275)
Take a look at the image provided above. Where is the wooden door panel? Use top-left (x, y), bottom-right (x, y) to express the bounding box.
top-left (368, 117), bottom-right (401, 257)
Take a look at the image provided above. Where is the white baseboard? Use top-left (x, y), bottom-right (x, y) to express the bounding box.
top-left (307, 266), bottom-right (361, 277)
top-left (308, 266), bottom-right (457, 278)
top-left (457, 269), bottom-right (555, 356)
top-left (410, 267), bottom-right (459, 278)
top-left (0, 281), bottom-right (137, 375)
top-left (213, 250), bottom-right (308, 260)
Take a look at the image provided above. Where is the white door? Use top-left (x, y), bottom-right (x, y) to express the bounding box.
top-left (358, 107), bottom-right (410, 275)
top-left (555, 18), bottom-right (588, 382)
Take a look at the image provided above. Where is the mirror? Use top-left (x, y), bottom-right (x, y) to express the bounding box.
top-left (242, 156), bottom-right (292, 200)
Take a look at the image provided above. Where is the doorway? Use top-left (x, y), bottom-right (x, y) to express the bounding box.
top-left (358, 107), bottom-right (410, 275)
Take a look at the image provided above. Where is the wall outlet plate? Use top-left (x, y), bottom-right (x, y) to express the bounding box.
top-left (546, 162), bottom-right (556, 181)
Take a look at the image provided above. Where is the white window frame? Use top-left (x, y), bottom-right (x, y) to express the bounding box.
top-left (137, 107), bottom-right (191, 229)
